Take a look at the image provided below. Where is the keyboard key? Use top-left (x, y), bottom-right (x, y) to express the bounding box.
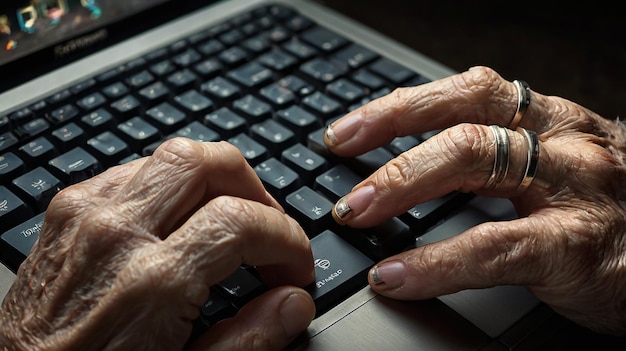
top-left (276, 105), bottom-right (322, 142)
top-left (117, 117), bottom-right (161, 151)
top-left (204, 107), bottom-right (247, 138)
top-left (200, 289), bottom-right (237, 326)
top-left (254, 157), bottom-right (299, 198)
top-left (145, 103), bottom-right (187, 133)
top-left (174, 90), bottom-right (214, 117)
top-left (69, 78), bottom-right (96, 95)
top-left (250, 119), bottom-right (295, 154)
top-left (171, 121), bottom-right (220, 142)
top-left (306, 230), bottom-right (373, 315)
top-left (0, 186), bottom-right (33, 233)
top-left (300, 58), bottom-right (348, 84)
top-left (218, 46), bottom-right (248, 66)
top-left (259, 82), bottom-right (296, 107)
top-left (369, 58), bottom-right (415, 85)
top-left (300, 26), bottom-right (349, 53)
top-left (126, 70), bottom-right (155, 89)
top-left (196, 39), bottom-right (225, 57)
top-left (76, 92), bottom-right (107, 111)
top-left (150, 60), bottom-right (176, 77)
top-left (102, 82), bottom-right (129, 99)
top-left (80, 108), bottom-right (115, 133)
top-left (0, 152), bottom-right (25, 182)
top-left (48, 147), bottom-right (101, 184)
top-left (285, 186), bottom-right (334, 235)
top-left (216, 266), bottom-right (266, 308)
top-left (257, 49), bottom-right (297, 72)
top-left (276, 75), bottom-right (314, 97)
top-left (138, 81), bottom-right (171, 105)
top-left (326, 78), bottom-right (367, 103)
top-left (201, 77), bottom-right (241, 102)
top-left (228, 133), bottom-right (268, 166)
top-left (400, 192), bottom-right (475, 234)
top-left (193, 58), bottom-right (223, 79)
top-left (233, 95), bottom-right (273, 122)
top-left (282, 39), bottom-right (317, 60)
top-left (172, 48), bottom-right (201, 67)
top-left (87, 131), bottom-right (130, 166)
top-left (15, 118), bottom-right (50, 140)
top-left (110, 95), bottom-right (142, 118)
top-left (18, 137), bottom-right (57, 165)
top-left (281, 143), bottom-right (327, 183)
top-left (12, 167), bottom-right (63, 212)
top-left (314, 164), bottom-right (362, 202)
top-left (51, 123), bottom-right (86, 152)
top-left (386, 135), bottom-right (420, 156)
top-left (302, 91), bottom-right (343, 119)
top-left (167, 69), bottom-right (199, 92)
top-left (339, 217), bottom-right (414, 260)
top-left (333, 43), bottom-right (379, 69)
top-left (0, 132), bottom-right (19, 153)
top-left (352, 69), bottom-right (386, 90)
top-left (1, 212), bottom-right (45, 271)
top-left (227, 62), bottom-right (274, 88)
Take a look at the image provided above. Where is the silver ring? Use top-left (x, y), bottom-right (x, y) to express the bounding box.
top-left (485, 125), bottom-right (510, 189)
top-left (518, 128), bottom-right (540, 191)
top-left (509, 80), bottom-right (531, 130)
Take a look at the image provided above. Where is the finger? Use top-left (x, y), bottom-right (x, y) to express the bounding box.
top-left (189, 287), bottom-right (315, 351)
top-left (107, 138), bottom-right (279, 237)
top-left (367, 215), bottom-right (555, 299)
top-left (324, 66), bottom-right (550, 157)
top-left (165, 196), bottom-right (314, 303)
top-left (332, 123), bottom-right (543, 228)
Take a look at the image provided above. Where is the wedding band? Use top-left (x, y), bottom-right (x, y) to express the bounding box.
top-left (517, 128), bottom-right (540, 191)
top-left (509, 80), bottom-right (531, 130)
top-left (485, 125), bottom-right (510, 189)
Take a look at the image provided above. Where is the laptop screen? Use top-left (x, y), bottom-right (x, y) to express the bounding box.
top-left (0, 0), bottom-right (210, 92)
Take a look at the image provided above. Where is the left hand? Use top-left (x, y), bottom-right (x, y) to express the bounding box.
top-left (323, 66), bottom-right (626, 335)
top-left (0, 139), bottom-right (315, 351)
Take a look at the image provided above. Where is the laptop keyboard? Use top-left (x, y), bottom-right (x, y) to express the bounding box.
top-left (0, 3), bottom-right (472, 330)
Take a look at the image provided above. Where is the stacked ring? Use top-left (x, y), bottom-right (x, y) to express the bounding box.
top-left (509, 80), bottom-right (531, 130)
top-left (485, 125), bottom-right (510, 189)
top-left (517, 128), bottom-right (540, 191)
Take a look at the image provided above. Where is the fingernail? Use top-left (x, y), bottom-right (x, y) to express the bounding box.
top-left (333, 185), bottom-right (375, 220)
top-left (280, 293), bottom-right (313, 339)
top-left (324, 112), bottom-right (363, 147)
top-left (370, 260), bottom-right (406, 287)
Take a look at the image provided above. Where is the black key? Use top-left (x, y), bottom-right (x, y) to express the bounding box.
top-left (201, 77), bottom-right (241, 102)
top-left (110, 95), bottom-right (142, 118)
top-left (117, 117), bottom-right (161, 151)
top-left (254, 157), bottom-right (299, 198)
top-left (76, 92), bottom-right (107, 111)
top-left (401, 192), bottom-right (475, 234)
top-left (200, 290), bottom-right (237, 326)
top-left (48, 147), bottom-right (101, 184)
top-left (348, 147), bottom-right (394, 176)
top-left (233, 95), bottom-right (273, 122)
top-left (314, 164), bottom-right (362, 202)
top-left (174, 90), bottom-right (213, 117)
top-left (241, 35), bottom-right (271, 54)
top-left (333, 43), bottom-right (379, 69)
top-left (276, 105), bottom-right (322, 142)
top-left (8, 108), bottom-right (33, 124)
top-left (96, 66), bottom-right (126, 83)
top-left (281, 143), bottom-right (327, 184)
top-left (300, 26), bottom-right (348, 53)
top-left (145, 103), bottom-right (187, 133)
top-left (69, 78), bottom-right (96, 95)
top-left (167, 69), bottom-right (199, 92)
top-left (302, 91), bottom-right (343, 119)
top-left (300, 58), bottom-right (348, 84)
top-left (46, 89), bottom-right (72, 106)
top-left (276, 75), bottom-right (314, 97)
top-left (193, 58), bottom-right (223, 78)
top-left (18, 137), bottom-right (57, 165)
top-left (282, 39), bottom-right (317, 60)
top-left (150, 60), bottom-right (176, 77)
top-left (285, 15), bottom-right (314, 32)
top-left (0, 186), bottom-right (33, 233)
top-left (285, 186), bottom-right (334, 235)
top-left (102, 82), bottom-right (129, 99)
top-left (250, 119), bottom-right (295, 155)
top-left (172, 48), bottom-right (201, 67)
top-left (306, 127), bottom-right (329, 157)
top-left (196, 39), bottom-right (225, 57)
top-left (50, 123), bottom-right (85, 152)
top-left (218, 46), bottom-right (248, 66)
top-left (352, 69), bottom-right (386, 90)
top-left (216, 267), bottom-right (266, 308)
top-left (257, 49), bottom-right (297, 72)
top-left (0, 116), bottom-right (9, 134)
top-left (0, 132), bottom-right (19, 153)
top-left (171, 121), bottom-right (220, 142)
top-left (369, 58), bottom-right (415, 85)
top-left (15, 118), bottom-right (50, 140)
top-left (168, 40), bottom-right (188, 54)
top-left (138, 81), bottom-right (171, 105)
top-left (259, 82), bottom-right (296, 107)
top-left (126, 70), bottom-right (155, 89)
top-left (87, 131), bottom-right (130, 166)
top-left (80, 108), bottom-right (115, 133)
top-left (218, 29), bottom-right (245, 47)
top-left (306, 230), bottom-right (373, 315)
top-left (0, 212), bottom-right (45, 271)
top-left (264, 25), bottom-right (291, 43)
top-left (119, 153), bottom-right (141, 165)
top-left (12, 167), bottom-right (63, 212)
top-left (403, 75), bottom-right (431, 87)
top-left (0, 152), bottom-right (25, 182)
top-left (227, 62), bottom-right (274, 88)
top-left (326, 78), bottom-right (367, 103)
top-left (386, 135), bottom-right (420, 156)
top-left (228, 133), bottom-right (268, 166)
top-left (204, 107), bottom-right (247, 138)
top-left (339, 217), bottom-right (414, 260)
top-left (144, 47), bottom-right (168, 62)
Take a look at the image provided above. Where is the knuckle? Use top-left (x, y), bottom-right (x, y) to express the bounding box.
top-left (377, 153), bottom-right (417, 189)
top-left (441, 123), bottom-right (489, 168)
top-left (151, 137), bottom-right (204, 168)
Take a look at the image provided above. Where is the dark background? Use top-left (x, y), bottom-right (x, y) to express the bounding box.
top-left (316, 0), bottom-right (625, 120)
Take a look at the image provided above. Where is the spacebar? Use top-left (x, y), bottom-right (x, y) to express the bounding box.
top-left (306, 230), bottom-right (374, 316)
top-left (0, 212), bottom-right (45, 272)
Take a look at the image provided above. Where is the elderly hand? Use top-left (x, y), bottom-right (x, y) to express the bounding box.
top-left (0, 139), bottom-right (315, 351)
top-left (324, 66), bottom-right (626, 335)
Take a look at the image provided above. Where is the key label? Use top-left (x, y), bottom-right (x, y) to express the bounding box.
top-left (314, 258), bottom-right (331, 270)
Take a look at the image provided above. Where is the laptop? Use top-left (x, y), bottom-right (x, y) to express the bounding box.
top-left (0, 0), bottom-right (621, 349)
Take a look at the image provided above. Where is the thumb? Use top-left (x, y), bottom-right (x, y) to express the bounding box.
top-left (189, 287), bottom-right (315, 351)
top-left (368, 218), bottom-right (545, 299)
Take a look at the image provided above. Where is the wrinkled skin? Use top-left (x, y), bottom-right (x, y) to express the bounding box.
top-left (325, 66), bottom-right (626, 335)
top-left (0, 139), bottom-right (316, 351)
